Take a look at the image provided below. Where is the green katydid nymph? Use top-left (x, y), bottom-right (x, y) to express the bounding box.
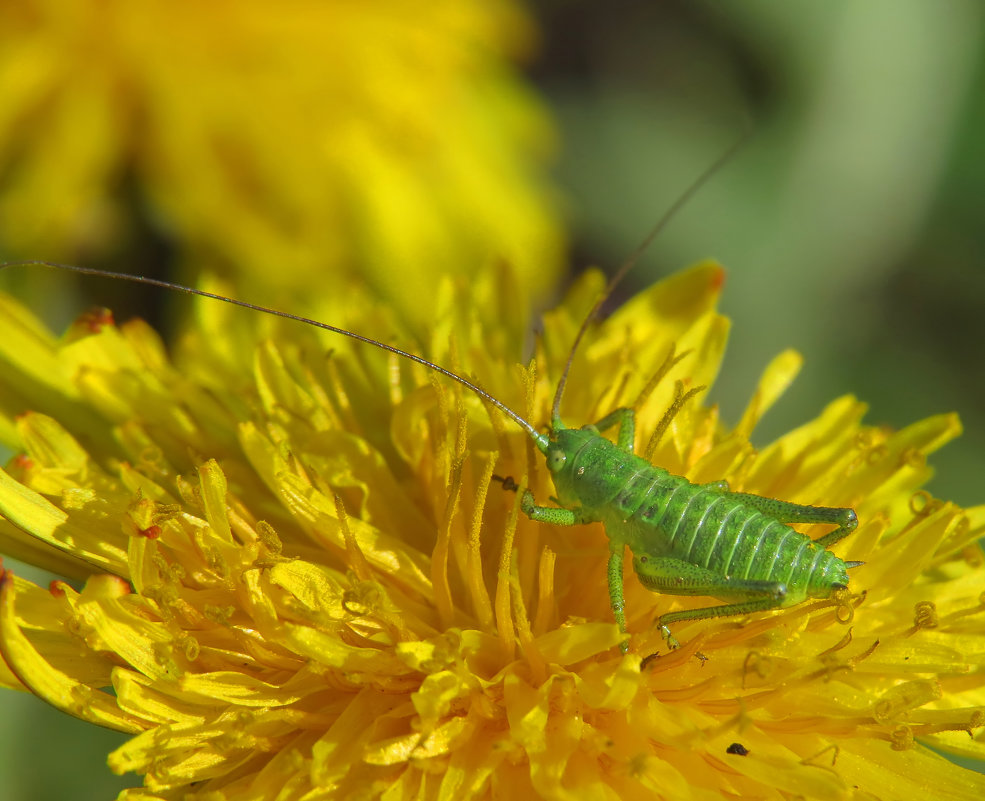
top-left (0, 149), bottom-right (861, 656)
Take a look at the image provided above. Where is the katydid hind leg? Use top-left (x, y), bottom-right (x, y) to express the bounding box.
top-left (631, 554), bottom-right (788, 649)
top-left (657, 596), bottom-right (786, 650)
top-left (728, 492), bottom-right (858, 548)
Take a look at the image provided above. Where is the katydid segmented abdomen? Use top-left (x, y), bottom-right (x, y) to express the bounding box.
top-left (522, 420), bottom-right (859, 652)
top-left (610, 471), bottom-right (852, 603)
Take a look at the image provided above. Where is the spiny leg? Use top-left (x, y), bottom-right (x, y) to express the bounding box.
top-left (657, 596), bottom-right (787, 650)
top-left (518, 497), bottom-right (632, 652)
top-left (631, 554), bottom-right (787, 649)
top-left (493, 475), bottom-right (631, 651)
top-left (608, 542), bottom-right (629, 652)
top-left (492, 475), bottom-right (582, 525)
top-left (728, 493), bottom-right (858, 548)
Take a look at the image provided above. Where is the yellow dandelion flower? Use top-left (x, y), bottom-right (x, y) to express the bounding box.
top-left (0, 0), bottom-right (561, 317)
top-left (1, 263), bottom-right (984, 799)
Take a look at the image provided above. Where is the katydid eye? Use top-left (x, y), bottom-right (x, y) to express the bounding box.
top-left (547, 448), bottom-right (566, 472)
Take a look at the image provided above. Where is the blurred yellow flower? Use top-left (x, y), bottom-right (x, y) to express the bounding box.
top-left (0, 263), bottom-right (983, 799)
top-left (0, 0), bottom-right (562, 319)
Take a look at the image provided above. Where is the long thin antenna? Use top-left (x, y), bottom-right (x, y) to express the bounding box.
top-left (0, 261), bottom-right (546, 444)
top-left (550, 133), bottom-right (748, 426)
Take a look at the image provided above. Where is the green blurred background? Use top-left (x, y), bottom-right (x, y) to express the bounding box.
top-left (533, 0), bottom-right (985, 510)
top-left (2, 1), bottom-right (984, 797)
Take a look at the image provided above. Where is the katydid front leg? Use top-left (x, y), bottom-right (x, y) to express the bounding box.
top-left (497, 464), bottom-right (635, 652)
top-left (517, 492), bottom-right (635, 650)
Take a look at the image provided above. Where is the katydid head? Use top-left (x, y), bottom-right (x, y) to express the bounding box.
top-left (539, 426), bottom-right (598, 508)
